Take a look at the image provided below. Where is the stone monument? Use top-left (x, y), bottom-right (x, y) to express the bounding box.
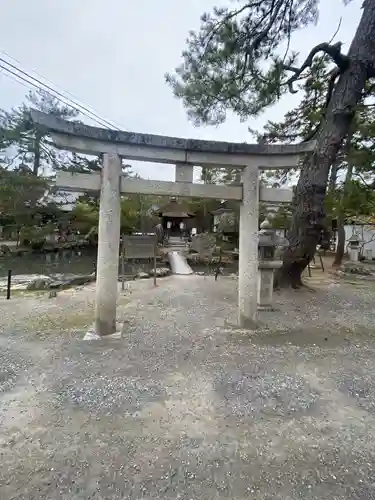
top-left (348, 233), bottom-right (362, 262)
top-left (258, 214), bottom-right (288, 310)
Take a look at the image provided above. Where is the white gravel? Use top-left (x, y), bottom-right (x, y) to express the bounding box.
top-left (1, 275), bottom-right (375, 499)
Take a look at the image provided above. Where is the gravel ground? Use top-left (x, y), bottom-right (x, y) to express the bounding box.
top-left (1, 275), bottom-right (375, 499)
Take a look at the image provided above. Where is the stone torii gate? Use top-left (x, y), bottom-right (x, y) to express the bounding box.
top-left (31, 110), bottom-right (314, 336)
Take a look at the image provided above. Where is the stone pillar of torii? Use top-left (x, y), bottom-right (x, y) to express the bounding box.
top-left (30, 110), bottom-right (314, 337)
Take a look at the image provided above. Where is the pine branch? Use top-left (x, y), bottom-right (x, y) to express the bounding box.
top-left (323, 67), bottom-right (341, 109)
top-left (283, 42), bottom-right (349, 93)
top-left (354, 170), bottom-right (374, 188)
top-left (308, 67), bottom-right (341, 139)
top-left (238, 0), bottom-right (286, 80)
top-left (203, 0), bottom-right (285, 82)
top-left (244, 0), bottom-right (284, 59)
top-left (201, 2), bottom-right (260, 59)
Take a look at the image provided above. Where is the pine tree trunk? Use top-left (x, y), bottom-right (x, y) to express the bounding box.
top-left (276, 0), bottom-right (375, 288)
top-left (333, 218), bottom-right (346, 267)
top-left (332, 131), bottom-right (354, 267)
top-left (328, 159), bottom-right (339, 193)
top-left (33, 130), bottom-right (42, 176)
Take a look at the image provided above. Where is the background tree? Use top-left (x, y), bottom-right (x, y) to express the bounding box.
top-left (254, 56), bottom-right (375, 266)
top-left (0, 164), bottom-right (47, 228)
top-left (250, 57), bottom-right (332, 184)
top-left (166, 0), bottom-right (375, 287)
top-left (0, 90), bottom-right (81, 242)
top-left (0, 89), bottom-right (79, 176)
top-left (0, 87), bottom-right (141, 245)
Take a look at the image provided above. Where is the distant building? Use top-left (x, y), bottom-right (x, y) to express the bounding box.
top-left (337, 216), bottom-right (375, 260)
top-left (39, 189), bottom-right (83, 213)
top-left (154, 197), bottom-right (195, 235)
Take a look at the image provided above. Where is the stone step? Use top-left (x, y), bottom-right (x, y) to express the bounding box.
top-left (166, 238), bottom-right (188, 248)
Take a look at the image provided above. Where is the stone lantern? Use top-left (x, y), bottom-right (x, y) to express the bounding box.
top-left (258, 215), bottom-right (288, 310)
top-left (348, 233), bottom-right (362, 262)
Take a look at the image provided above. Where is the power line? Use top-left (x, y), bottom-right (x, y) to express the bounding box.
top-left (0, 57), bottom-right (119, 129)
top-left (0, 65), bottom-right (38, 95)
top-left (0, 49), bottom-right (122, 130)
top-left (0, 54), bottom-right (121, 130)
top-left (0, 61), bottom-right (113, 130)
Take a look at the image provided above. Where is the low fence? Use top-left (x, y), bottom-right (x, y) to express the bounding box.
top-left (121, 234), bottom-right (157, 289)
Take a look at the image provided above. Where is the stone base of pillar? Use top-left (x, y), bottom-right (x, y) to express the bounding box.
top-left (238, 315), bottom-right (258, 330)
top-left (83, 322), bottom-right (123, 341)
top-left (224, 317), bottom-right (259, 331)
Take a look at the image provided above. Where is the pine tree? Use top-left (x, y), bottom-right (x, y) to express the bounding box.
top-left (166, 0), bottom-right (375, 287)
top-left (253, 57), bottom-right (375, 267)
top-left (0, 89), bottom-right (79, 176)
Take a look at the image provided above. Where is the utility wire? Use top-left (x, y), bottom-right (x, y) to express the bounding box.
top-left (0, 64), bottom-right (93, 125)
top-left (0, 66), bottom-right (38, 96)
top-left (0, 54), bottom-right (121, 130)
top-left (0, 57), bottom-right (118, 129)
top-left (0, 49), bottom-right (122, 130)
top-left (0, 61), bottom-right (113, 130)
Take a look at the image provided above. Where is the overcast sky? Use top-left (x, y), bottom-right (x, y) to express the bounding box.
top-left (0, 0), bottom-right (362, 180)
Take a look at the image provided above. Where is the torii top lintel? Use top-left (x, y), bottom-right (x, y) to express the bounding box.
top-left (30, 109), bottom-right (315, 168)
